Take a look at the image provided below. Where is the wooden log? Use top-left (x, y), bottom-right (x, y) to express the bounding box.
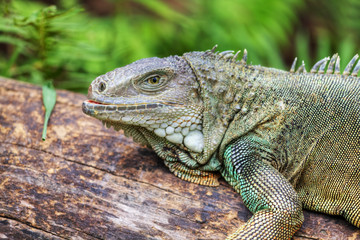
top-left (0, 77), bottom-right (359, 239)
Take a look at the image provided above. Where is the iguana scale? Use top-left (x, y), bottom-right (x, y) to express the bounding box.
top-left (82, 45), bottom-right (360, 239)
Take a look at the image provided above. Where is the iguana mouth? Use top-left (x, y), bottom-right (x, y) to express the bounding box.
top-left (82, 99), bottom-right (181, 120)
top-left (87, 100), bottom-right (104, 105)
top-left (83, 99), bottom-right (176, 110)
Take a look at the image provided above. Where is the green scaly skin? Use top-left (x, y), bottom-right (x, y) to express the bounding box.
top-left (82, 46), bottom-right (360, 239)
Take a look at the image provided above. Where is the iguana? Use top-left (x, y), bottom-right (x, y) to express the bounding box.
top-left (82, 45), bottom-right (360, 239)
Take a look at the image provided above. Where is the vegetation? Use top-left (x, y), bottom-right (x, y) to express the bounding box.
top-left (1, 0), bottom-right (360, 93)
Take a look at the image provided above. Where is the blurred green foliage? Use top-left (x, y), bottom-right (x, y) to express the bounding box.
top-left (1, 0), bottom-right (360, 93)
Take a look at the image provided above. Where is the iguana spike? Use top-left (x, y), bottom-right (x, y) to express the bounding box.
top-left (290, 57), bottom-right (297, 73)
top-left (219, 50), bottom-right (235, 61)
top-left (219, 50), bottom-right (234, 56)
top-left (335, 56), bottom-right (341, 74)
top-left (310, 57), bottom-right (329, 73)
top-left (302, 61), bottom-right (307, 73)
top-left (351, 59), bottom-right (360, 76)
top-left (326, 53), bottom-right (338, 74)
top-left (343, 54), bottom-right (359, 76)
top-left (241, 49), bottom-right (247, 64)
top-left (232, 50), bottom-right (241, 61)
top-left (296, 61), bottom-right (306, 73)
top-left (224, 53), bottom-right (235, 61)
top-left (211, 44), bottom-right (218, 53)
top-left (318, 58), bottom-right (329, 74)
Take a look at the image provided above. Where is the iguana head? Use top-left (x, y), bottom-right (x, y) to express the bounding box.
top-left (82, 55), bottom-right (206, 154)
top-left (83, 47), bottom-right (250, 175)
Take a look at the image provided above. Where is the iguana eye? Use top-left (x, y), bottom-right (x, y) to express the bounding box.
top-left (135, 73), bottom-right (170, 93)
top-left (146, 76), bottom-right (161, 85)
top-left (98, 81), bottom-right (106, 92)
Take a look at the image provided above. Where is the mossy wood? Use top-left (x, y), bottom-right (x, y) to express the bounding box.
top-left (0, 77), bottom-right (358, 239)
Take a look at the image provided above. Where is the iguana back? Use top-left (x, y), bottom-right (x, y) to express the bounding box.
top-left (250, 67), bottom-right (360, 224)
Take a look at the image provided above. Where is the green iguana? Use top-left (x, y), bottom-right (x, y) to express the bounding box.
top-left (82, 45), bottom-right (360, 239)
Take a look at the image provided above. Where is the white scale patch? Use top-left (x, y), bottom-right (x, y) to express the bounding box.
top-left (120, 108), bottom-right (204, 153)
top-left (154, 128), bottom-right (166, 137)
top-left (166, 133), bottom-right (183, 144)
top-left (184, 130), bottom-right (204, 153)
top-left (152, 121), bottom-right (204, 152)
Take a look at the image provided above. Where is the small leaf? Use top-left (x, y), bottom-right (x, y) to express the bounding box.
top-left (42, 81), bottom-right (56, 141)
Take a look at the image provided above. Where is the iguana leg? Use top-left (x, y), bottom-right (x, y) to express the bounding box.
top-left (221, 137), bottom-right (304, 240)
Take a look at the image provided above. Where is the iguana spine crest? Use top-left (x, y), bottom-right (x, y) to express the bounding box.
top-left (211, 44), bottom-right (360, 77)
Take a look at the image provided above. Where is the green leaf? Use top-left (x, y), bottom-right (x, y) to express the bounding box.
top-left (42, 81), bottom-right (56, 141)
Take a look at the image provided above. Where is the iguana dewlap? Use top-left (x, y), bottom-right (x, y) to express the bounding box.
top-left (82, 46), bottom-right (360, 239)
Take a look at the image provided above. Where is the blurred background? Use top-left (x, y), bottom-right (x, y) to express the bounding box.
top-left (1, 0), bottom-right (360, 93)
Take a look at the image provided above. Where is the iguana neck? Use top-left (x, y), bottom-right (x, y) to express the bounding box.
top-left (183, 51), bottom-right (274, 165)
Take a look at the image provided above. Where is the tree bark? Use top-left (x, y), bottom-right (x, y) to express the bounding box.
top-left (0, 77), bottom-right (359, 239)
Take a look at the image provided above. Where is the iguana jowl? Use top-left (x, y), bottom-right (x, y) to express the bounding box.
top-left (82, 45), bottom-right (360, 239)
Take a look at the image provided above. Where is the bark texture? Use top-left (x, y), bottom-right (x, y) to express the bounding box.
top-left (0, 77), bottom-right (359, 239)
